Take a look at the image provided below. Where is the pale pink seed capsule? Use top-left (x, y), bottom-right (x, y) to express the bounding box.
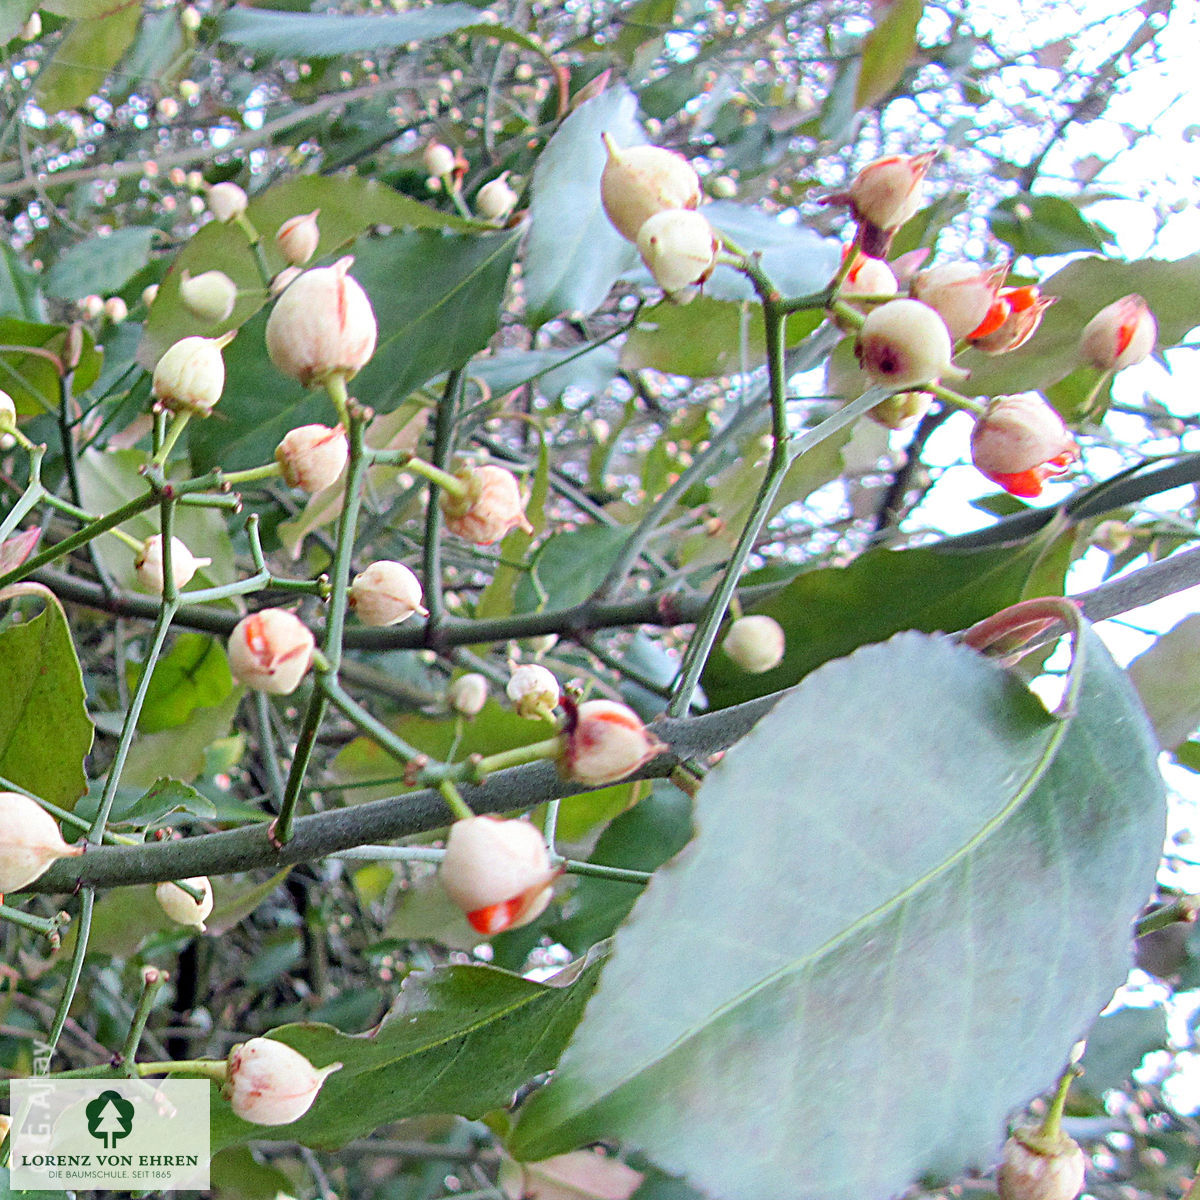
top-left (0, 791), bottom-right (82, 892)
top-left (207, 181), bottom-right (247, 222)
top-left (151, 334), bottom-right (232, 415)
top-left (476, 174), bottom-right (517, 222)
top-left (448, 673), bottom-right (488, 717)
top-left (855, 298), bottom-right (953, 389)
top-left (226, 1038), bottom-right (342, 1126)
top-left (134, 534), bottom-right (211, 594)
top-left (423, 141), bottom-right (456, 177)
top-left (848, 152), bottom-right (937, 232)
top-left (441, 465), bottom-right (533, 546)
top-left (506, 663), bottom-right (561, 719)
top-left (275, 210), bottom-right (321, 267)
top-left (561, 699), bottom-right (667, 787)
top-left (179, 269), bottom-right (237, 324)
top-left (636, 209), bottom-right (720, 296)
top-left (600, 134), bottom-right (702, 242)
top-left (275, 424), bottom-right (349, 492)
top-left (722, 614), bottom-right (786, 674)
top-left (226, 609), bottom-right (315, 695)
top-left (911, 261), bottom-right (1007, 340)
top-left (349, 561), bottom-right (426, 626)
top-left (970, 394), bottom-right (1080, 499)
top-left (265, 257), bottom-right (377, 386)
top-left (155, 876), bottom-right (213, 931)
top-left (439, 816), bottom-right (557, 935)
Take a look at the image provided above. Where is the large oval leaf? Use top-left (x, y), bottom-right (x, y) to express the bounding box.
top-left (510, 627), bottom-right (1165, 1200)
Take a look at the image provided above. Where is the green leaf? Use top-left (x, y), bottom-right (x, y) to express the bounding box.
top-left (961, 253), bottom-right (1200, 399)
top-left (0, 320), bottom-right (102, 416)
top-left (0, 244), bottom-right (45, 321)
top-left (0, 2), bottom-right (38, 43)
top-left (34, 4), bottom-right (142, 113)
top-left (1127, 613), bottom-right (1200, 751)
top-left (126, 633), bottom-right (235, 734)
top-left (0, 1165), bottom-right (69, 1200)
top-left (210, 948), bottom-right (607, 1151)
top-left (622, 299), bottom-right (822, 378)
top-left (107, 8), bottom-right (186, 104)
top-left (121, 777), bottom-right (217, 825)
top-left (119, 689), bottom-right (242, 791)
top-left (509, 627), bottom-right (1166, 1200)
top-left (515, 524), bottom-right (629, 613)
top-left (138, 174), bottom-right (480, 371)
top-left (0, 587), bottom-right (94, 806)
top-left (1077, 1006), bottom-right (1167, 1098)
top-left (44, 227), bottom-right (158, 301)
top-left (701, 527), bottom-right (1070, 707)
top-left (855, 0), bottom-right (923, 108)
top-left (523, 85), bottom-right (643, 327)
top-left (989, 194), bottom-right (1108, 258)
top-left (217, 3), bottom-right (483, 56)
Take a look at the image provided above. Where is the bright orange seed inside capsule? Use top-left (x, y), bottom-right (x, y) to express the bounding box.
top-left (245, 614), bottom-right (269, 661)
top-left (467, 897), bottom-right (524, 935)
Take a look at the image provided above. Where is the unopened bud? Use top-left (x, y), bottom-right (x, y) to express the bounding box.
top-left (855, 298), bottom-right (954, 389)
top-left (440, 816), bottom-right (557, 935)
top-left (207, 181), bottom-right (248, 223)
top-left (847, 151), bottom-right (936, 233)
top-left (423, 141), bottom-right (456, 177)
top-left (349, 561), bottom-right (426, 626)
top-left (0, 390), bottom-right (16, 432)
top-left (441, 464), bottom-right (533, 545)
top-left (181, 4), bottom-right (201, 32)
top-left (270, 266), bottom-right (303, 296)
top-left (970, 394), bottom-right (1079, 498)
top-left (134, 534), bottom-right (211, 594)
top-left (151, 333), bottom-right (233, 415)
top-left (997, 1129), bottom-right (1085, 1200)
top-left (911, 261), bottom-right (1007, 340)
top-left (226, 1038), bottom-right (341, 1126)
top-left (0, 791), bottom-right (82, 892)
top-left (476, 173), bottom-right (518, 222)
top-left (156, 876), bottom-right (213, 931)
top-left (1078, 293), bottom-right (1156, 371)
top-left (506, 663), bottom-right (560, 719)
top-left (19, 11), bottom-right (41, 39)
top-left (275, 424), bottom-right (348, 492)
top-left (637, 209), bottom-right (719, 296)
top-left (79, 294), bottom-right (104, 320)
top-left (227, 609), bottom-right (315, 695)
top-left (448, 673), bottom-right (488, 717)
top-left (867, 390), bottom-right (932, 430)
top-left (560, 699), bottom-right (667, 786)
top-left (600, 133), bottom-right (702, 242)
top-left (722, 614), bottom-right (785, 673)
top-left (275, 210), bottom-right (321, 267)
top-left (142, 283), bottom-right (160, 308)
top-left (180, 269), bottom-right (237, 324)
top-left (103, 296), bottom-right (128, 324)
top-left (265, 257), bottom-right (377, 387)
top-left (840, 253), bottom-right (899, 301)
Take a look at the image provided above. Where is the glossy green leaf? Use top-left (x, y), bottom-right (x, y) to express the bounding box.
top-left (138, 174), bottom-right (480, 370)
top-left (0, 320), bottom-right (102, 416)
top-left (855, 0), bottom-right (923, 108)
top-left (523, 85), bottom-right (643, 327)
top-left (34, 5), bottom-right (142, 113)
top-left (0, 244), bottom-right (45, 321)
top-left (962, 252), bottom-right (1200, 398)
top-left (188, 226), bottom-right (519, 471)
top-left (702, 526), bottom-right (1070, 707)
top-left (989, 193), bottom-right (1108, 258)
top-left (621, 299), bottom-right (822, 378)
top-left (126, 633), bottom-right (235, 734)
top-left (510, 627), bottom-right (1166, 1200)
top-left (1127, 613), bottom-right (1200, 750)
top-left (515, 524), bottom-right (629, 613)
top-left (0, 588), bottom-right (94, 806)
top-left (217, 4), bottom-right (483, 56)
top-left (210, 948), bottom-right (607, 1150)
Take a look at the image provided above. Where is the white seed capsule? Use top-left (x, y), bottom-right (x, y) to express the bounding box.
top-left (179, 269), bottom-right (237, 324)
top-left (275, 424), bottom-right (349, 492)
top-left (207, 182), bottom-right (248, 222)
top-left (636, 209), bottom-right (719, 296)
top-left (151, 334), bottom-right (233, 416)
top-left (0, 791), bottom-right (82, 892)
top-left (600, 134), bottom-right (701, 242)
top-left (506, 664), bottom-right (560, 719)
top-left (134, 535), bottom-right (211, 594)
top-left (560, 700), bottom-right (667, 786)
top-left (349, 561), bottom-right (426, 626)
top-left (275, 210), bottom-right (321, 267)
top-left (226, 1038), bottom-right (342, 1126)
top-left (227, 609), bottom-right (315, 696)
top-left (156, 877), bottom-right (213, 931)
top-left (448, 673), bottom-right (488, 717)
top-left (722, 614), bottom-right (786, 674)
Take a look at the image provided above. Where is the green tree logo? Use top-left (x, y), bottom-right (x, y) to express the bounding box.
top-left (85, 1090), bottom-right (135, 1149)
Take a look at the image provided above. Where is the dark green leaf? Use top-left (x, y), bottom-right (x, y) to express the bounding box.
top-left (510, 627), bottom-right (1166, 1200)
top-left (44, 227), bottom-right (158, 301)
top-left (138, 174), bottom-right (480, 371)
top-left (34, 5), bottom-right (142, 113)
top-left (0, 320), bottom-right (102, 416)
top-left (127, 633), bottom-right (235, 734)
top-left (989, 194), bottom-right (1108, 258)
top-left (217, 4), bottom-right (483, 56)
top-left (523, 85), bottom-right (643, 327)
top-left (855, 0), bottom-right (923, 108)
top-left (0, 588), bottom-right (94, 806)
top-left (515, 524), bottom-right (629, 613)
top-left (1077, 1006), bottom-right (1168, 1097)
top-left (210, 948), bottom-right (607, 1150)
top-left (209, 1146), bottom-right (296, 1200)
top-left (702, 525), bottom-right (1070, 707)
